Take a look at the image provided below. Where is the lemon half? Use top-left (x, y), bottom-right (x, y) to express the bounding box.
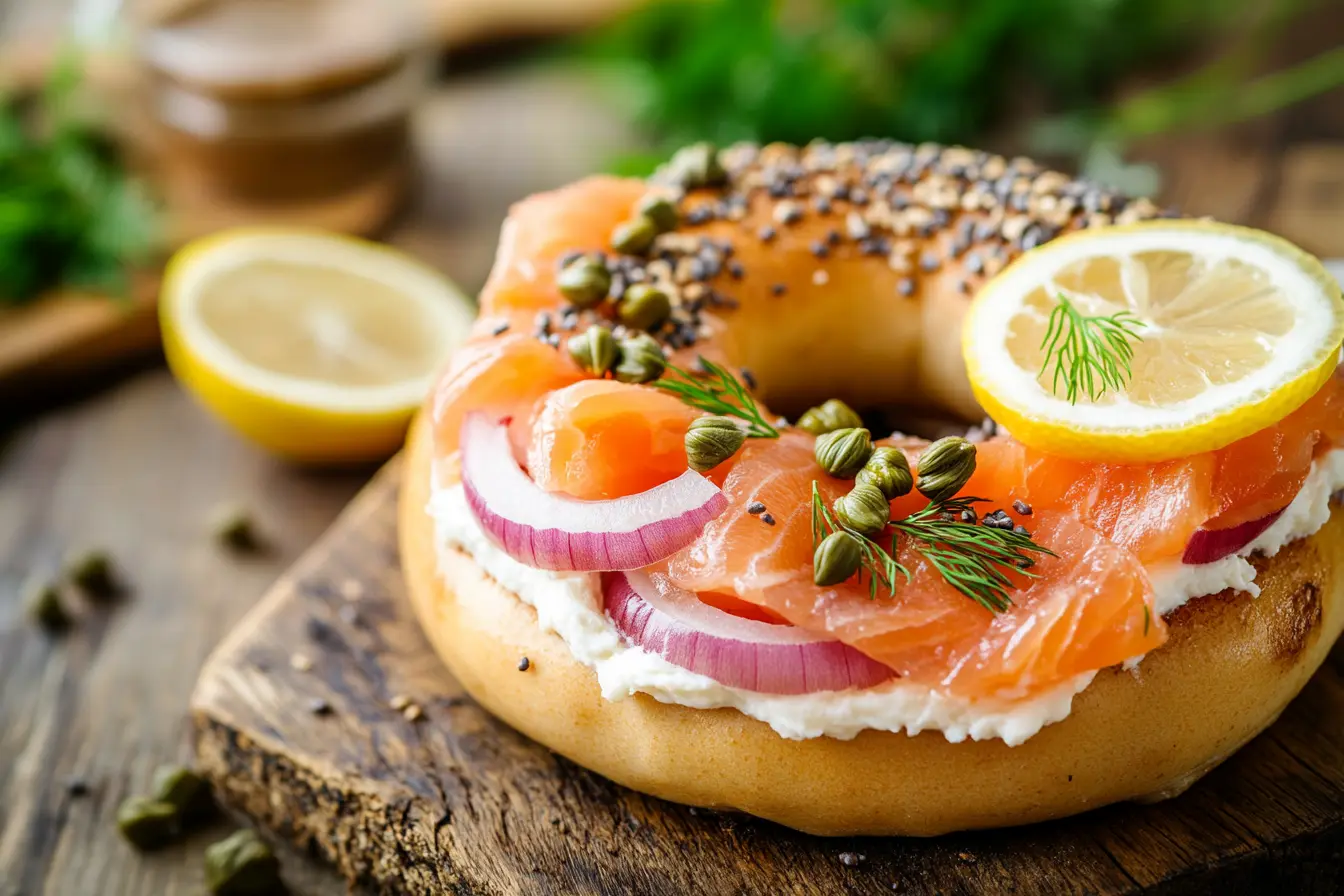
top-left (162, 229), bottom-right (474, 464)
top-left (962, 220), bottom-right (1344, 462)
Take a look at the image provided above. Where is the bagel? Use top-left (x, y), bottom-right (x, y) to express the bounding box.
top-left (400, 141), bottom-right (1344, 836)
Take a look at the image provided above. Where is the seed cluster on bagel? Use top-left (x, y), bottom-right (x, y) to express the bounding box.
top-left (511, 140), bottom-right (1170, 368)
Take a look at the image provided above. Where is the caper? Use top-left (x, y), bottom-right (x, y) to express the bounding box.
top-left (24, 576), bottom-right (69, 633)
top-left (556, 256), bottom-right (611, 308)
top-left (636, 194), bottom-right (679, 233)
top-left (152, 764), bottom-right (214, 824)
top-left (65, 548), bottom-right (115, 598)
top-left (611, 216), bottom-right (658, 255)
top-left (685, 416), bottom-right (746, 472)
top-left (813, 530), bottom-right (863, 587)
top-left (915, 437), bottom-right (977, 503)
top-left (204, 828), bottom-right (284, 896)
top-left (614, 333), bottom-right (667, 384)
top-left (116, 796), bottom-right (180, 851)
top-left (618, 284), bottom-right (672, 332)
top-left (856, 446), bottom-right (914, 499)
top-left (212, 506), bottom-right (259, 551)
top-left (796, 399), bottom-right (863, 435)
top-left (567, 325), bottom-right (618, 376)
top-left (833, 484), bottom-right (891, 537)
top-left (668, 142), bottom-right (727, 189)
top-left (814, 427), bottom-right (873, 479)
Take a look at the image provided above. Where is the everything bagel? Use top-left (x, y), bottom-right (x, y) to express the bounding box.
top-left (401, 141), bottom-right (1344, 835)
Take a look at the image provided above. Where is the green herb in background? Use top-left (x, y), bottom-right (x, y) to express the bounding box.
top-left (0, 54), bottom-right (158, 306)
top-left (577, 0), bottom-right (1344, 180)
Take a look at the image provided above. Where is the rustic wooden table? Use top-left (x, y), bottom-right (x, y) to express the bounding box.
top-left (3, 28), bottom-right (1344, 896)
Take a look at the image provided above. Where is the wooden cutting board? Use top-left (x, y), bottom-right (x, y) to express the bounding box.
top-left (189, 460), bottom-right (1344, 896)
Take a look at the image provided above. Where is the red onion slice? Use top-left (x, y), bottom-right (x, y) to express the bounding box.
top-left (1182, 508), bottom-right (1287, 565)
top-left (460, 413), bottom-right (727, 571)
top-left (604, 571), bottom-right (895, 694)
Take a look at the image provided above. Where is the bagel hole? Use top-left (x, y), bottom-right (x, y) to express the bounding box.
top-left (774, 398), bottom-right (992, 442)
top-left (860, 406), bottom-right (994, 442)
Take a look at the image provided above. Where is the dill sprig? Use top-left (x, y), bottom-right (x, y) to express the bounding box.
top-left (891, 497), bottom-right (1055, 613)
top-left (1038, 293), bottom-right (1146, 404)
top-left (812, 481), bottom-right (908, 599)
top-left (811, 485), bottom-right (1055, 612)
top-left (657, 356), bottom-right (779, 438)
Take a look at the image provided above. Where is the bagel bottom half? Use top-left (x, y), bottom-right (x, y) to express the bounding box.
top-left (398, 417), bottom-right (1344, 836)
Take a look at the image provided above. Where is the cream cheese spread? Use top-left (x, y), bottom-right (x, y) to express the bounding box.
top-left (427, 448), bottom-right (1343, 746)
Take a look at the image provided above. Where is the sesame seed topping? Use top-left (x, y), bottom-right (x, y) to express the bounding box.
top-left (1013, 500), bottom-right (1033, 516)
top-left (846, 211), bottom-right (871, 241)
top-left (490, 321), bottom-right (510, 336)
top-left (773, 201), bottom-right (803, 225)
top-left (747, 501), bottom-right (766, 515)
top-left (760, 513), bottom-right (776, 526)
top-left (527, 140), bottom-right (1156, 366)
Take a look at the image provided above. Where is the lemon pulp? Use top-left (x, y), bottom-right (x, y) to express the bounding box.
top-left (162, 229), bottom-right (473, 464)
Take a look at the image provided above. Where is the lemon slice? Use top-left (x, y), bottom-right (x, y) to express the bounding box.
top-left (162, 229), bottom-right (473, 464)
top-left (963, 220), bottom-right (1344, 462)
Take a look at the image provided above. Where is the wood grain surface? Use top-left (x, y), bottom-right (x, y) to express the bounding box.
top-left (190, 461), bottom-right (1344, 896)
top-left (3, 17), bottom-right (1344, 896)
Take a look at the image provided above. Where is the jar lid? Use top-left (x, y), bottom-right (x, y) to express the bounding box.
top-left (142, 0), bottom-right (418, 101)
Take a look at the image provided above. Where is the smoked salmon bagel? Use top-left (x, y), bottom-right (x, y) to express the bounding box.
top-left (399, 141), bottom-right (1344, 836)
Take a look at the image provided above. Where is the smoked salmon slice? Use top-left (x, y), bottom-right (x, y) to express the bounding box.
top-left (480, 176), bottom-right (650, 315)
top-left (525, 379), bottom-right (701, 500)
top-left (661, 433), bottom-right (1166, 699)
top-left (431, 333), bottom-right (584, 456)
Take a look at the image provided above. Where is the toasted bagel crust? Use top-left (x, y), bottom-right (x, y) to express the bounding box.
top-left (399, 417), bottom-right (1344, 836)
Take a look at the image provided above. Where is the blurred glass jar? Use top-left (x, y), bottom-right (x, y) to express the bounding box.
top-left (136, 0), bottom-right (428, 205)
